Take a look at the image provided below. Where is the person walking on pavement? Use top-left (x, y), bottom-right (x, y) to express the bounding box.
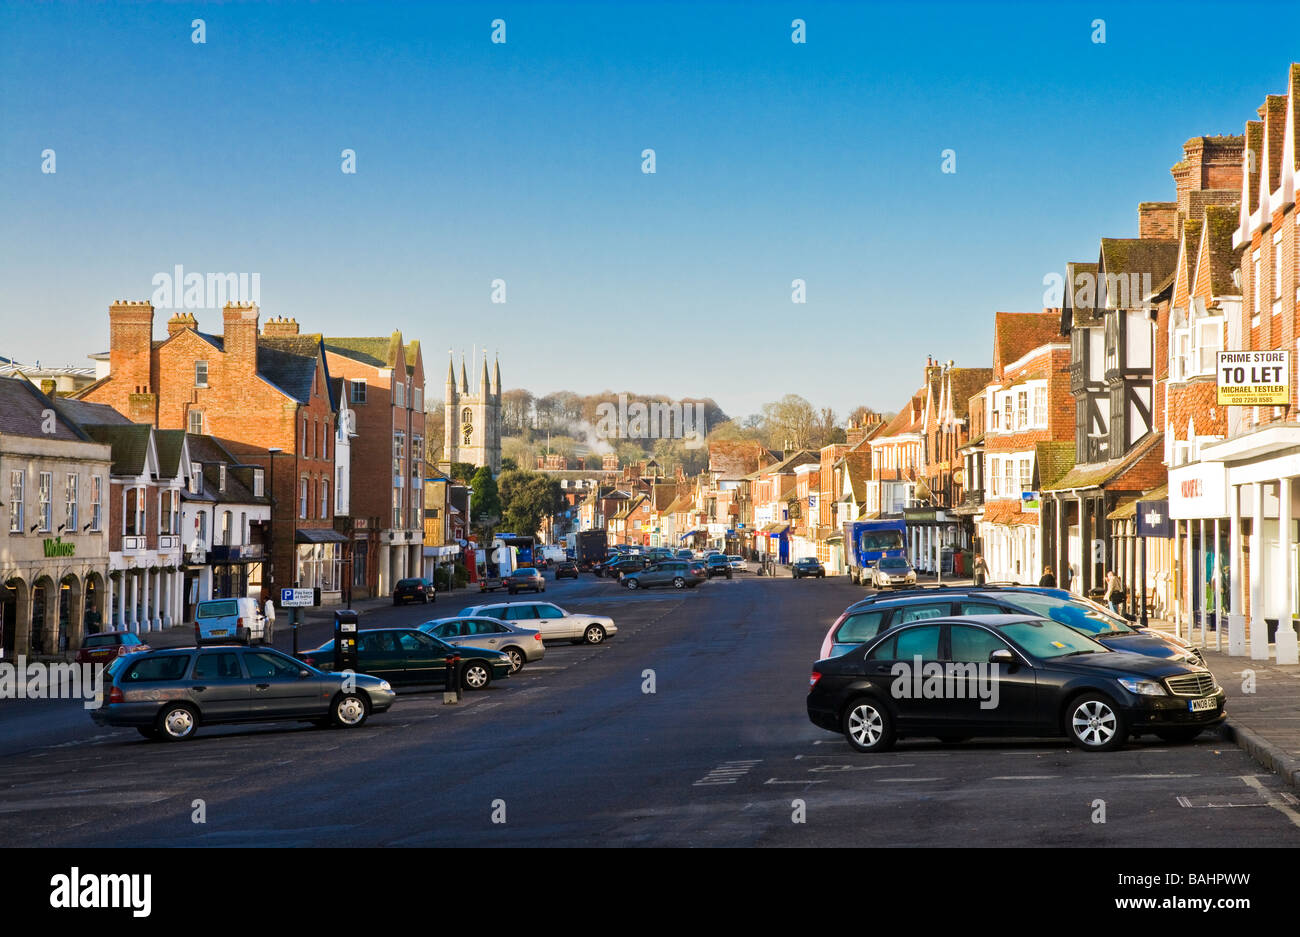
top-left (1105, 570), bottom-right (1124, 613)
top-left (972, 554), bottom-right (988, 586)
top-left (1039, 566), bottom-right (1056, 588)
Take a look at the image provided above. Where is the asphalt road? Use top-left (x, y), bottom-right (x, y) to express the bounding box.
top-left (3, 572), bottom-right (1299, 847)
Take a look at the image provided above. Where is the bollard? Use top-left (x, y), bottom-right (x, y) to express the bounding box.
top-left (443, 653), bottom-right (462, 704)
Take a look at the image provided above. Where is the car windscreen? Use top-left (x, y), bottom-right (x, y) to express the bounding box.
top-left (858, 529), bottom-right (904, 552)
top-left (878, 558), bottom-right (909, 570)
top-left (1000, 619), bottom-right (1108, 659)
top-left (998, 592), bottom-right (1135, 636)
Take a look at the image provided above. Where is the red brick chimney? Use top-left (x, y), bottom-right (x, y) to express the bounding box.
top-left (109, 300), bottom-right (155, 394)
top-left (262, 315), bottom-right (300, 337)
top-left (1138, 202), bottom-right (1178, 239)
top-left (223, 302), bottom-right (260, 372)
top-left (1171, 135), bottom-right (1245, 218)
top-left (166, 311), bottom-right (197, 337)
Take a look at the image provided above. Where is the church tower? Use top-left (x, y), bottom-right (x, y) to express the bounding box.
top-left (440, 351), bottom-right (501, 474)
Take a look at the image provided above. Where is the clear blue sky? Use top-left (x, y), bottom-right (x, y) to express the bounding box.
top-left (2, 1), bottom-right (1298, 421)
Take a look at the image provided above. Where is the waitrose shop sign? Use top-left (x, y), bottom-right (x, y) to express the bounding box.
top-left (1217, 350), bottom-right (1290, 406)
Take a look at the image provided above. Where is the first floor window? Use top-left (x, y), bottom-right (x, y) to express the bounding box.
top-left (1003, 460), bottom-right (1013, 498)
top-left (1019, 458), bottom-right (1032, 492)
top-left (9, 470), bottom-right (23, 532)
top-left (300, 478), bottom-right (308, 519)
top-left (393, 487), bottom-right (403, 529)
top-left (90, 475), bottom-right (102, 531)
top-left (65, 474), bottom-right (78, 531)
top-left (188, 410), bottom-right (204, 435)
top-left (124, 487), bottom-right (145, 536)
top-left (320, 479), bottom-right (329, 518)
top-left (1033, 387), bottom-right (1047, 426)
top-left (38, 472), bottom-right (53, 532)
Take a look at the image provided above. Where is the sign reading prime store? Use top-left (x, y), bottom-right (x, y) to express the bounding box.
top-left (1216, 350), bottom-right (1290, 406)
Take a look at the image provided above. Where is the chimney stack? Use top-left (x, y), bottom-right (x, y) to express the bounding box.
top-left (223, 302), bottom-right (260, 371)
top-left (262, 315), bottom-right (300, 337)
top-left (1171, 135), bottom-right (1245, 219)
top-left (1138, 202), bottom-right (1178, 240)
top-left (109, 300), bottom-right (155, 396)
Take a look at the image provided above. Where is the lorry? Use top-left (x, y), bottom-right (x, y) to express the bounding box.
top-left (842, 519), bottom-right (909, 585)
top-left (575, 529), bottom-right (608, 571)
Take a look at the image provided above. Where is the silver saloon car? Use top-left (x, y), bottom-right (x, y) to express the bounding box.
top-left (418, 616), bottom-right (546, 674)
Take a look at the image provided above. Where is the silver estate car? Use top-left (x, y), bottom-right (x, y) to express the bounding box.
top-left (418, 616), bottom-right (546, 674)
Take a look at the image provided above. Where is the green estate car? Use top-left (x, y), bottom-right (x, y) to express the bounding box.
top-left (300, 627), bottom-right (513, 690)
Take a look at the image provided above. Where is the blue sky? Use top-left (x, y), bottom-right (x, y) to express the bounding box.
top-left (2, 0), bottom-right (1298, 421)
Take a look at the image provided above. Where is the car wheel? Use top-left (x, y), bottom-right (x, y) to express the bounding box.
top-left (1067, 693), bottom-right (1128, 752)
top-left (462, 662), bottom-right (491, 690)
top-left (672, 577), bottom-right (685, 589)
top-left (1153, 727), bottom-right (1204, 744)
top-left (583, 624), bottom-right (606, 645)
top-left (625, 579), bottom-right (639, 590)
top-left (503, 647), bottom-right (525, 674)
top-left (842, 698), bottom-right (895, 753)
top-left (332, 692), bottom-right (369, 728)
top-left (156, 704), bottom-right (199, 742)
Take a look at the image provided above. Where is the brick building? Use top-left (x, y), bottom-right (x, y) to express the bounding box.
top-left (323, 331), bottom-right (426, 597)
top-left (78, 302), bottom-right (344, 604)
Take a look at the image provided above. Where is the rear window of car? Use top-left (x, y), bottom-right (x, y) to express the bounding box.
top-left (836, 610), bottom-right (887, 644)
top-left (120, 655), bottom-right (191, 682)
top-left (196, 600), bottom-right (238, 618)
top-left (83, 634), bottom-right (119, 648)
top-left (397, 578), bottom-right (420, 587)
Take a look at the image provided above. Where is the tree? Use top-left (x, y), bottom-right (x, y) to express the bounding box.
top-left (497, 470), bottom-right (563, 538)
top-left (468, 466), bottom-right (500, 531)
top-left (500, 389), bottom-right (534, 436)
top-left (449, 462), bottom-right (478, 484)
top-left (761, 394), bottom-right (820, 450)
top-left (500, 457), bottom-right (519, 472)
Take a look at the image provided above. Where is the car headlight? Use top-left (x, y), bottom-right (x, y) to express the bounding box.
top-left (378, 680), bottom-right (392, 691)
top-left (1117, 677), bottom-right (1165, 697)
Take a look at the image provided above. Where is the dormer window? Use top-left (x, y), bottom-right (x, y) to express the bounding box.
top-left (218, 465), bottom-right (227, 492)
top-left (253, 468), bottom-right (265, 497)
top-left (190, 463), bottom-right (203, 495)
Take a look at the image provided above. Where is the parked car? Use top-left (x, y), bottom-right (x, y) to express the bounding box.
top-left (704, 554), bottom-right (733, 579)
top-left (675, 549), bottom-right (694, 559)
top-left (75, 631), bottom-right (150, 665)
top-left (393, 577), bottom-right (436, 605)
top-left (792, 558), bottom-right (825, 579)
top-left (92, 645), bottom-right (395, 741)
top-left (456, 601), bottom-right (617, 645)
top-left (602, 556), bottom-right (653, 579)
top-left (727, 555), bottom-right (747, 571)
top-left (622, 560), bottom-right (704, 590)
top-left (418, 616), bottom-right (545, 674)
top-left (194, 597), bottom-right (268, 646)
top-left (301, 627), bottom-right (511, 690)
top-left (554, 560), bottom-right (579, 580)
top-left (687, 559), bottom-right (708, 579)
top-left (807, 614), bottom-right (1226, 752)
top-left (817, 586), bottom-right (1204, 664)
top-left (870, 556), bottom-right (916, 590)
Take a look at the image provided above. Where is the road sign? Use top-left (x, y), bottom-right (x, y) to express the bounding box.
top-left (281, 588), bottom-right (315, 607)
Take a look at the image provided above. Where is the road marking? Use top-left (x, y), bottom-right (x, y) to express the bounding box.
top-left (1113, 773), bottom-right (1197, 779)
top-left (694, 760), bottom-right (761, 786)
top-left (1239, 775), bottom-right (1300, 829)
top-left (874, 777), bottom-right (944, 782)
top-left (764, 778), bottom-right (829, 785)
top-left (807, 763), bottom-right (917, 773)
top-left (988, 775), bottom-right (1060, 780)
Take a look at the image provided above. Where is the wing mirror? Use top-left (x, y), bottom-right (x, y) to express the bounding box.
top-left (988, 649), bottom-right (1016, 667)
top-left (297, 669), bottom-right (311, 679)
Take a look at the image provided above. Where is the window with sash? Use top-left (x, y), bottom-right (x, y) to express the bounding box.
top-left (8, 471), bottom-right (23, 533)
top-left (90, 475), bottom-right (102, 531)
top-left (38, 472), bottom-right (53, 532)
top-left (1033, 386), bottom-right (1047, 426)
top-left (64, 474), bottom-right (78, 531)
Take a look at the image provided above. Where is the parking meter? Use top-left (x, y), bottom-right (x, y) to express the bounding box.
top-left (334, 609), bottom-right (359, 672)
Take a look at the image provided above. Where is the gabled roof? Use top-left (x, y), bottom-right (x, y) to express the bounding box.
top-left (994, 312), bottom-right (1062, 377)
top-left (1097, 238), bottom-right (1179, 309)
top-left (1066, 261), bottom-right (1100, 328)
top-left (1034, 441), bottom-right (1075, 490)
top-left (0, 377), bottom-right (92, 442)
top-left (258, 335), bottom-right (328, 404)
top-left (81, 424), bottom-right (155, 477)
top-left (324, 332), bottom-right (420, 371)
top-left (1041, 433), bottom-right (1161, 492)
top-left (1202, 204), bottom-right (1243, 296)
top-left (49, 395), bottom-right (132, 428)
top-left (154, 430), bottom-right (188, 479)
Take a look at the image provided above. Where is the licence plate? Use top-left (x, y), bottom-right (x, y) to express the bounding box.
top-left (1188, 696), bottom-right (1217, 712)
top-left (211, 629), bottom-right (228, 637)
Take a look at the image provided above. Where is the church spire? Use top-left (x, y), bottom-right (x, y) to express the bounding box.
top-left (480, 350), bottom-right (490, 395)
top-left (460, 353), bottom-right (469, 394)
top-left (492, 354), bottom-right (501, 399)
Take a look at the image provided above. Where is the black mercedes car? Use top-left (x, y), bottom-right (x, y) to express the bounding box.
top-left (393, 577), bottom-right (436, 605)
top-left (807, 614), bottom-right (1225, 753)
top-left (792, 557), bottom-right (826, 579)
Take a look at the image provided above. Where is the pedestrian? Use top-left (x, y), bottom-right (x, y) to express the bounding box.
top-left (1105, 570), bottom-right (1123, 613)
top-left (1038, 565), bottom-right (1056, 588)
top-left (1064, 563), bottom-right (1075, 593)
top-left (972, 554), bottom-right (987, 586)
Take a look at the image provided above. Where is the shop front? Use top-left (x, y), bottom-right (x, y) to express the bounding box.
top-left (294, 528), bottom-right (348, 603)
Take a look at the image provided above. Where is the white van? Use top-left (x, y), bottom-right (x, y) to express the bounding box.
top-left (194, 597), bottom-right (269, 645)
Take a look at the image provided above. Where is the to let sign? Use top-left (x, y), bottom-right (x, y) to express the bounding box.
top-left (280, 588), bottom-right (315, 607)
top-left (1217, 350), bottom-right (1290, 406)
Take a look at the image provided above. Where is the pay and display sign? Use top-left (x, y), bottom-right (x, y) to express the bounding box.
top-left (280, 588), bottom-right (314, 607)
top-left (1217, 351), bottom-right (1290, 405)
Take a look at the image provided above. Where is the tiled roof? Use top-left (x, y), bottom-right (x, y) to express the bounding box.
top-left (258, 335), bottom-right (324, 404)
top-left (1202, 204), bottom-right (1243, 296)
top-left (1177, 218), bottom-right (1203, 300)
top-left (154, 430), bottom-right (187, 478)
top-left (0, 377), bottom-right (90, 441)
top-left (948, 368), bottom-right (993, 420)
top-left (1066, 261), bottom-right (1100, 327)
top-left (324, 333), bottom-right (416, 371)
top-left (994, 312), bottom-right (1062, 376)
top-left (1040, 433), bottom-right (1162, 493)
top-left (1098, 239), bottom-right (1179, 307)
top-left (982, 501), bottom-right (1039, 527)
top-left (1034, 441), bottom-right (1075, 489)
top-left (709, 439), bottom-right (767, 479)
top-left (81, 424), bottom-right (153, 476)
top-left (1245, 121), bottom-right (1263, 212)
top-left (48, 395), bottom-right (132, 429)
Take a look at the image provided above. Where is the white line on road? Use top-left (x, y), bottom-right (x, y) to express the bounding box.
top-left (988, 776), bottom-right (1061, 780)
top-left (764, 778), bottom-right (829, 785)
top-left (874, 777), bottom-right (944, 782)
top-left (1239, 775), bottom-right (1300, 829)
